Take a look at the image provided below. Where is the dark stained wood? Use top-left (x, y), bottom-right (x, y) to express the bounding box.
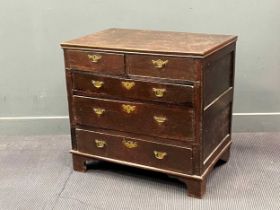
top-left (72, 71), bottom-right (194, 105)
top-left (61, 28), bottom-right (237, 56)
top-left (64, 52), bottom-right (77, 149)
top-left (203, 135), bottom-right (232, 171)
top-left (61, 28), bottom-right (237, 198)
top-left (229, 47), bottom-right (237, 138)
top-left (72, 153), bottom-right (89, 172)
top-left (202, 88), bottom-right (233, 161)
top-left (76, 128), bottom-right (193, 174)
top-left (73, 96), bottom-right (194, 141)
top-left (64, 50), bottom-right (125, 75)
top-left (127, 54), bottom-right (198, 81)
top-left (192, 75), bottom-right (203, 175)
top-left (76, 126), bottom-right (193, 148)
top-left (203, 53), bottom-right (233, 107)
top-left (219, 146), bottom-right (231, 163)
top-left (203, 42), bottom-right (236, 64)
top-left (179, 177), bottom-right (206, 198)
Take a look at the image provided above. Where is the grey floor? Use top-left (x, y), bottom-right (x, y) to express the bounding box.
top-left (0, 133), bottom-right (279, 210)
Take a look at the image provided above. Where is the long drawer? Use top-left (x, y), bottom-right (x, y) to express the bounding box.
top-left (73, 96), bottom-right (194, 141)
top-left (76, 128), bottom-right (193, 174)
top-left (72, 72), bottom-right (194, 105)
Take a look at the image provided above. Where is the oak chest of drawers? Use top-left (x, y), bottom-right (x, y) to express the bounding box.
top-left (61, 28), bottom-right (237, 198)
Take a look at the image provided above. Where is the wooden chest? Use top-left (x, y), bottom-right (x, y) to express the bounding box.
top-left (61, 28), bottom-right (237, 198)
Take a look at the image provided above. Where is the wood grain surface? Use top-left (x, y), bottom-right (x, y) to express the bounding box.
top-left (62, 28), bottom-right (237, 198)
top-left (61, 28), bottom-right (237, 56)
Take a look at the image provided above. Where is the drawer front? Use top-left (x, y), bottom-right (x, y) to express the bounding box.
top-left (76, 129), bottom-right (193, 174)
top-left (65, 50), bottom-right (124, 75)
top-left (73, 96), bottom-right (194, 141)
top-left (72, 72), bottom-right (194, 105)
top-left (127, 54), bottom-right (197, 81)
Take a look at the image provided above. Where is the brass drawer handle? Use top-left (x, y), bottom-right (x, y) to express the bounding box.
top-left (95, 139), bottom-right (106, 148)
top-left (154, 151), bottom-right (167, 160)
top-left (121, 81), bottom-right (135, 90)
top-left (122, 139), bottom-right (138, 149)
top-left (91, 80), bottom-right (104, 89)
top-left (122, 104), bottom-right (136, 114)
top-left (88, 54), bottom-right (102, 63)
top-left (152, 59), bottom-right (168, 69)
top-left (153, 116), bottom-right (167, 125)
top-left (93, 107), bottom-right (105, 116)
top-left (152, 88), bottom-right (166, 97)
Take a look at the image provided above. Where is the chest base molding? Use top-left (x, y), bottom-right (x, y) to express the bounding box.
top-left (71, 139), bottom-right (231, 198)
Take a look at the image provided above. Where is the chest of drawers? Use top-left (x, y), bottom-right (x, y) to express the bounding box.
top-left (61, 28), bottom-right (237, 198)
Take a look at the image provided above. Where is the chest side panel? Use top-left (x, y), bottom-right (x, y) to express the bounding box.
top-left (202, 43), bottom-right (236, 169)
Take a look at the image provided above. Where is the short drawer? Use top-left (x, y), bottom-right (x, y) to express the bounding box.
top-left (127, 54), bottom-right (197, 81)
top-left (76, 128), bottom-right (193, 174)
top-left (73, 96), bottom-right (194, 141)
top-left (65, 50), bottom-right (124, 75)
top-left (72, 72), bottom-right (194, 105)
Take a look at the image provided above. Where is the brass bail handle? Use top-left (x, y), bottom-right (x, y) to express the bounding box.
top-left (121, 81), bottom-right (135, 90)
top-left (122, 104), bottom-right (136, 114)
top-left (122, 139), bottom-right (138, 149)
top-left (154, 151), bottom-right (167, 160)
top-left (91, 80), bottom-right (104, 89)
top-left (152, 59), bottom-right (168, 69)
top-left (152, 88), bottom-right (166, 97)
top-left (88, 54), bottom-right (102, 63)
top-left (153, 116), bottom-right (167, 125)
top-left (93, 107), bottom-right (105, 117)
top-left (95, 139), bottom-right (106, 148)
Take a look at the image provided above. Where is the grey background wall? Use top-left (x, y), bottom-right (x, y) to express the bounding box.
top-left (0, 0), bottom-right (280, 135)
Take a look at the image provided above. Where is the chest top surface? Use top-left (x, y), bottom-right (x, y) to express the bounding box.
top-left (61, 28), bottom-right (237, 56)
